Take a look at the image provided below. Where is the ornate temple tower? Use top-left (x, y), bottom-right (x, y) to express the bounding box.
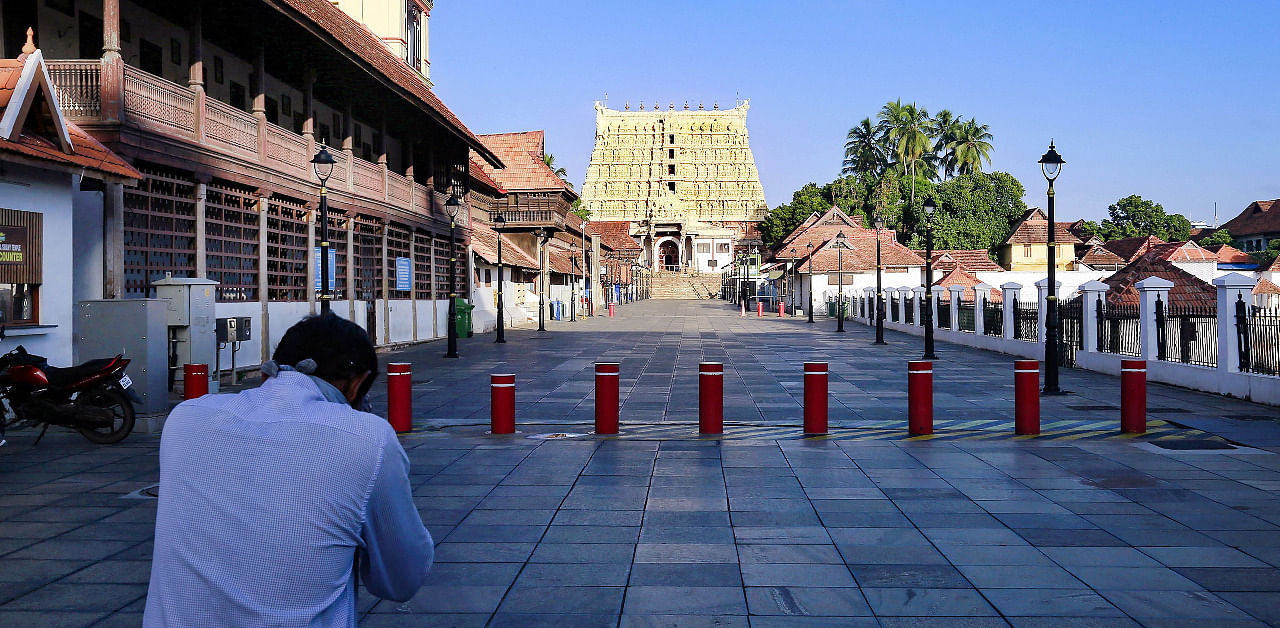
top-left (579, 100), bottom-right (767, 272)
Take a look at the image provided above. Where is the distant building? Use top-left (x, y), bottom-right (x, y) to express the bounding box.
top-left (1100, 256), bottom-right (1215, 308)
top-left (1100, 235), bottom-right (1165, 264)
top-left (578, 100), bottom-right (767, 271)
top-left (1221, 199), bottom-right (1280, 253)
top-left (1144, 240), bottom-right (1218, 283)
top-left (917, 250), bottom-right (1003, 274)
top-left (330, 0), bottom-right (433, 82)
top-left (996, 207), bottom-right (1081, 271)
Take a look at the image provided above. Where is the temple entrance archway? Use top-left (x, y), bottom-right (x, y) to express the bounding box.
top-left (658, 239), bottom-right (680, 271)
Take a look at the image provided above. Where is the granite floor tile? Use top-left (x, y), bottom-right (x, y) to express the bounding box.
top-left (861, 587), bottom-right (998, 616)
top-left (744, 586), bottom-right (873, 616)
top-left (981, 588), bottom-right (1125, 617)
top-left (497, 585), bottom-right (625, 615)
top-left (1099, 589), bottom-right (1258, 620)
top-left (629, 563), bottom-right (742, 587)
top-left (623, 586), bottom-right (747, 615)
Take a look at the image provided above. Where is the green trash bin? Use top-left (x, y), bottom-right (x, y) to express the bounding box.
top-left (827, 300), bottom-right (837, 317)
top-left (454, 297), bottom-right (474, 337)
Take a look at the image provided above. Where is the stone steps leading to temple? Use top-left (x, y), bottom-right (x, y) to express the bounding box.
top-left (650, 271), bottom-right (722, 300)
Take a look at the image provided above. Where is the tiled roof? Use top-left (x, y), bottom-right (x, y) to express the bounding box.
top-left (777, 225), bottom-right (886, 259)
top-left (1066, 219), bottom-right (1102, 244)
top-left (1255, 278), bottom-right (1280, 296)
top-left (1101, 235), bottom-right (1165, 262)
top-left (472, 131), bottom-right (576, 196)
top-left (777, 206), bottom-right (865, 251)
top-left (796, 235), bottom-right (925, 273)
top-left (916, 249), bottom-right (1002, 272)
top-left (1080, 245), bottom-right (1126, 267)
top-left (1100, 256), bottom-right (1216, 307)
top-left (932, 267), bottom-right (999, 302)
top-left (0, 51), bottom-right (139, 180)
top-left (468, 157), bottom-right (505, 194)
top-left (1003, 208), bottom-right (1083, 245)
top-left (1146, 241), bottom-right (1217, 263)
top-left (469, 220), bottom-right (538, 269)
top-left (585, 221), bottom-right (640, 252)
top-left (1221, 199), bottom-right (1280, 238)
top-left (273, 0), bottom-right (501, 167)
top-left (1204, 244), bottom-right (1255, 264)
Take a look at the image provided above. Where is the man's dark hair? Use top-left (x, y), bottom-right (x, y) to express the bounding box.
top-left (273, 313), bottom-right (378, 384)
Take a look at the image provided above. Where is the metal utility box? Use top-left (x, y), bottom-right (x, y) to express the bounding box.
top-left (235, 316), bottom-right (252, 341)
top-left (153, 276), bottom-right (218, 394)
top-left (75, 299), bottom-right (169, 420)
top-left (215, 317), bottom-right (237, 344)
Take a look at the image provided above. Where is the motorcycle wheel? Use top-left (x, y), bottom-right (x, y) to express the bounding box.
top-left (74, 388), bottom-right (135, 444)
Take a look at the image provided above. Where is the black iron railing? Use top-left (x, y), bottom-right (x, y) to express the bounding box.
top-left (890, 295), bottom-right (900, 322)
top-left (1097, 299), bottom-right (1141, 356)
top-left (1156, 295), bottom-right (1218, 367)
top-left (984, 301), bottom-right (1003, 337)
top-left (937, 298), bottom-right (951, 329)
top-left (1239, 299), bottom-right (1280, 375)
top-left (1060, 297), bottom-right (1083, 367)
top-left (1013, 301), bottom-right (1038, 341)
top-left (958, 299), bottom-right (976, 332)
top-left (905, 296), bottom-right (915, 324)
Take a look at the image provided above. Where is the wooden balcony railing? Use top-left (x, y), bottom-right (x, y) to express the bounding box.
top-left (45, 60), bottom-right (468, 226)
top-left (492, 209), bottom-right (566, 231)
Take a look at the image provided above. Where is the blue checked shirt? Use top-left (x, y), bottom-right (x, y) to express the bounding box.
top-left (144, 371), bottom-right (433, 627)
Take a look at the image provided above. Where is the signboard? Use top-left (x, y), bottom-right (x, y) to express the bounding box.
top-left (313, 247), bottom-right (337, 291)
top-left (395, 257), bottom-right (412, 292)
top-left (0, 226), bottom-right (28, 264)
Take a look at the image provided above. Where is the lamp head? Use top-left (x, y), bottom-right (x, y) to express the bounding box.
top-left (874, 214), bottom-right (885, 230)
top-left (444, 190), bottom-right (463, 218)
top-left (923, 198), bottom-right (936, 217)
top-left (492, 211), bottom-right (505, 227)
top-left (1038, 140), bottom-right (1064, 182)
top-left (806, 241), bottom-right (814, 252)
top-left (311, 146), bottom-right (337, 185)
top-left (835, 231), bottom-right (847, 247)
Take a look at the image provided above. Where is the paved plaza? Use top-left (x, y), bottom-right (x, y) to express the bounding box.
top-left (5, 300), bottom-right (1280, 626)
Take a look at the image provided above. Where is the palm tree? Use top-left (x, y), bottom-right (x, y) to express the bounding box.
top-left (542, 153), bottom-right (572, 188)
top-left (876, 100), bottom-right (932, 213)
top-left (930, 109), bottom-right (961, 180)
top-left (842, 118), bottom-right (888, 178)
top-left (949, 119), bottom-right (994, 175)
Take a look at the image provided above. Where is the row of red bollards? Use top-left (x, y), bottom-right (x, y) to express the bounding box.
top-left (489, 359), bottom-right (1150, 437)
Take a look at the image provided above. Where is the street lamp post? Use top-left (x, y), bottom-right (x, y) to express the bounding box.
top-left (1039, 141), bottom-right (1066, 394)
top-left (790, 247), bottom-right (798, 315)
top-left (535, 228), bottom-right (548, 333)
top-left (310, 147), bottom-right (337, 314)
top-left (874, 214), bottom-right (886, 345)
top-left (494, 212), bottom-right (506, 343)
top-left (921, 199), bottom-right (938, 359)
top-left (835, 231), bottom-right (847, 333)
top-left (443, 186), bottom-right (463, 359)
top-left (806, 242), bottom-right (814, 324)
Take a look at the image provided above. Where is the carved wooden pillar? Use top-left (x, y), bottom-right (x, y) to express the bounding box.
top-left (404, 136), bottom-right (416, 214)
top-left (101, 0), bottom-right (124, 123)
top-left (302, 70), bottom-right (315, 173)
top-left (345, 218), bottom-right (356, 320)
top-left (252, 41), bottom-right (267, 159)
top-left (188, 3), bottom-right (205, 140)
top-left (305, 206), bottom-right (316, 314)
top-left (380, 220), bottom-right (390, 344)
top-left (341, 95), bottom-right (354, 192)
top-left (103, 182), bottom-right (125, 298)
top-left (257, 192), bottom-right (271, 364)
top-left (194, 177), bottom-right (209, 277)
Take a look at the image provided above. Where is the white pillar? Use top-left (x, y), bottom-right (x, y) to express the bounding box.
top-left (948, 286), bottom-right (964, 331)
top-left (1001, 282), bottom-right (1021, 340)
top-left (1035, 278), bottom-right (1061, 345)
top-left (974, 283), bottom-right (991, 336)
top-left (1136, 276), bottom-right (1173, 361)
top-left (1213, 273), bottom-right (1258, 373)
top-left (1080, 280), bottom-right (1109, 353)
top-left (930, 285), bottom-right (945, 329)
top-left (912, 287), bottom-right (925, 325)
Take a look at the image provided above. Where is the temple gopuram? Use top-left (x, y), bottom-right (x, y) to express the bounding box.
top-left (579, 100), bottom-right (767, 272)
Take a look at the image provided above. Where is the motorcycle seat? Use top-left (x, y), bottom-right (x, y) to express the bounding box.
top-left (44, 358), bottom-right (118, 387)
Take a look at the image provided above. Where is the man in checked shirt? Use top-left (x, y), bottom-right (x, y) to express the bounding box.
top-left (144, 313), bottom-right (433, 627)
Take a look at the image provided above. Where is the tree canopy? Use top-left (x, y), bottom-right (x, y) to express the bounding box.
top-left (1077, 195), bottom-right (1192, 242)
top-left (1198, 228), bottom-right (1233, 247)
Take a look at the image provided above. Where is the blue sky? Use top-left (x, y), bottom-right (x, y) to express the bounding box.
top-left (431, 1), bottom-right (1279, 225)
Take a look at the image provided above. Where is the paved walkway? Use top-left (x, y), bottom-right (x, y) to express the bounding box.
top-left (4, 300), bottom-right (1280, 626)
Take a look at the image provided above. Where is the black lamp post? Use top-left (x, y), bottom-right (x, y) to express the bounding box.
top-left (874, 213), bottom-right (886, 345)
top-left (806, 242), bottom-right (815, 324)
top-left (493, 211), bottom-right (506, 343)
top-left (443, 186), bottom-right (463, 359)
top-left (835, 231), bottom-right (846, 333)
top-left (535, 228), bottom-right (548, 333)
top-left (921, 198), bottom-right (938, 359)
top-left (790, 247), bottom-right (798, 315)
top-left (1039, 141), bottom-right (1066, 394)
top-left (311, 147), bottom-right (337, 314)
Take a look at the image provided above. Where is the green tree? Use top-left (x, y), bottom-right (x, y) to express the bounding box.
top-left (842, 118), bottom-right (888, 178)
top-left (906, 172), bottom-right (1028, 250)
top-left (877, 100), bottom-right (933, 216)
top-left (930, 109), bottom-right (960, 179)
top-left (1093, 195), bottom-right (1192, 242)
top-left (1198, 229), bottom-right (1233, 247)
top-left (571, 198), bottom-right (590, 221)
top-left (542, 153), bottom-right (571, 188)
top-left (1252, 240), bottom-right (1280, 265)
top-left (759, 183), bottom-right (829, 248)
top-left (950, 119), bottom-right (994, 175)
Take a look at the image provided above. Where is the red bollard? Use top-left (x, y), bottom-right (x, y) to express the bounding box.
top-left (908, 361), bottom-right (933, 435)
top-left (779, 301), bottom-right (785, 317)
top-left (757, 301), bottom-right (763, 317)
top-left (386, 363), bottom-right (412, 433)
top-left (740, 301), bottom-right (746, 317)
top-left (803, 362), bottom-right (828, 435)
top-left (1014, 360), bottom-right (1040, 435)
top-left (608, 303), bottom-right (615, 318)
top-left (183, 364), bottom-right (208, 400)
top-left (595, 362), bottom-right (620, 435)
top-left (491, 373), bottom-right (516, 434)
top-left (699, 362), bottom-right (724, 435)
top-left (1121, 359), bottom-right (1147, 434)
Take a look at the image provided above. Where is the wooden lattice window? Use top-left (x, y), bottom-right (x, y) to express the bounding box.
top-left (266, 195), bottom-right (309, 302)
top-left (413, 231), bottom-right (433, 299)
top-left (326, 212), bottom-right (349, 300)
top-left (122, 166), bottom-right (197, 297)
top-left (353, 216), bottom-right (384, 301)
top-left (205, 182), bottom-right (260, 302)
top-left (386, 222), bottom-right (411, 299)
top-left (432, 235), bottom-right (453, 299)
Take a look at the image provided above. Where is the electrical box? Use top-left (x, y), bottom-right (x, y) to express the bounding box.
top-left (215, 317), bottom-right (235, 344)
top-left (75, 299), bottom-right (169, 422)
top-left (235, 316), bottom-right (251, 341)
top-left (153, 275), bottom-right (218, 394)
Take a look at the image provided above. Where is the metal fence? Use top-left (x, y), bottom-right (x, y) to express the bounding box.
top-left (859, 297), bottom-right (866, 319)
top-left (1059, 297), bottom-right (1083, 367)
top-left (937, 298), bottom-right (951, 329)
top-left (1239, 301), bottom-right (1280, 375)
top-left (890, 295), bottom-right (900, 322)
top-left (984, 301), bottom-right (1003, 337)
top-left (957, 299), bottom-right (976, 332)
top-left (1157, 296), bottom-right (1218, 367)
top-left (1097, 300), bottom-right (1141, 356)
top-left (1013, 301), bottom-right (1038, 341)
top-left (904, 296), bottom-right (915, 325)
